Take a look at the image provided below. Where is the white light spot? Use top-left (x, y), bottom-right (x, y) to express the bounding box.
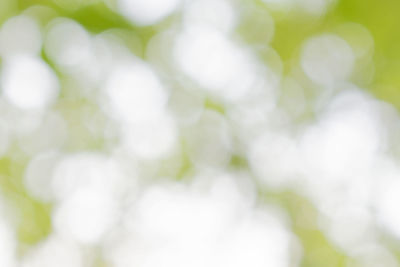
top-left (0, 15), bottom-right (42, 57)
top-left (18, 111), bottom-right (67, 155)
top-left (108, 178), bottom-right (293, 267)
top-left (24, 151), bottom-right (60, 202)
top-left (350, 244), bottom-right (399, 267)
top-left (334, 23), bottom-right (374, 59)
top-left (249, 132), bottom-right (300, 189)
top-left (51, 153), bottom-right (128, 201)
top-left (262, 0), bottom-right (293, 12)
top-left (183, 0), bottom-right (237, 33)
top-left (103, 61), bottom-right (168, 124)
top-left (300, 90), bottom-right (384, 180)
top-left (122, 113), bottom-right (177, 160)
top-left (0, 220), bottom-right (16, 267)
top-left (174, 25), bottom-right (259, 101)
top-left (375, 174), bottom-right (400, 239)
top-left (21, 234), bottom-right (83, 267)
top-left (118, 0), bottom-right (181, 26)
top-left (301, 34), bottom-right (355, 86)
top-left (44, 18), bottom-right (92, 68)
top-left (1, 55), bottom-right (59, 109)
top-left (185, 111), bottom-right (232, 168)
top-left (319, 205), bottom-right (375, 254)
top-left (168, 87), bottom-right (204, 125)
top-left (53, 187), bottom-right (118, 244)
top-left (297, 0), bottom-right (334, 16)
top-left (0, 119), bottom-right (10, 157)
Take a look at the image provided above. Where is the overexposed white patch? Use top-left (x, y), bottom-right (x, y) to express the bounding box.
top-left (118, 0), bottom-right (181, 26)
top-left (1, 55), bottom-right (59, 109)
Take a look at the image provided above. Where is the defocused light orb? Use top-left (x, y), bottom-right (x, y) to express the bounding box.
top-left (146, 29), bottom-right (177, 70)
top-left (319, 204), bottom-right (374, 254)
top-left (24, 151), bottom-right (60, 202)
top-left (92, 31), bottom-right (136, 81)
top-left (183, 0), bottom-right (237, 33)
top-left (279, 77), bottom-right (306, 117)
top-left (1, 55), bottom-right (59, 109)
top-left (0, 119), bottom-right (10, 157)
top-left (18, 111), bottom-right (67, 155)
top-left (262, 0), bottom-right (293, 12)
top-left (44, 18), bottom-right (92, 68)
top-left (53, 187), bottom-right (118, 244)
top-left (297, 0), bottom-right (334, 16)
top-left (51, 153), bottom-right (128, 201)
top-left (22, 5), bottom-right (58, 27)
top-left (226, 82), bottom-right (278, 145)
top-left (300, 89), bottom-right (384, 179)
top-left (334, 23), bottom-right (374, 60)
top-left (122, 113), bottom-right (177, 160)
top-left (117, 0), bottom-right (181, 26)
top-left (7, 109), bottom-right (43, 137)
top-left (0, 15), bottom-right (42, 57)
top-left (249, 132), bottom-right (300, 189)
top-left (21, 234), bottom-right (83, 267)
top-left (301, 34), bottom-right (355, 86)
top-left (0, 220), bottom-right (16, 267)
top-left (168, 87), bottom-right (204, 125)
top-left (185, 111), bottom-right (232, 168)
top-left (52, 0), bottom-right (86, 11)
top-left (109, 179), bottom-right (293, 267)
top-left (174, 25), bottom-right (258, 101)
top-left (103, 61), bottom-right (168, 124)
top-left (238, 3), bottom-right (275, 45)
top-left (375, 174), bottom-right (400, 239)
top-left (350, 244), bottom-right (399, 267)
